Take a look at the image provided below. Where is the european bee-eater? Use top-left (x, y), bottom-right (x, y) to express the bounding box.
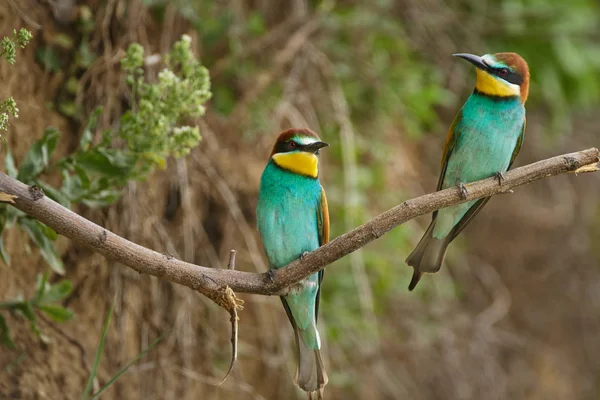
top-left (406, 52), bottom-right (530, 291)
top-left (257, 128), bottom-right (330, 398)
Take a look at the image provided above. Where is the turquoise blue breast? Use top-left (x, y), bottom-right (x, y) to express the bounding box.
top-left (257, 160), bottom-right (323, 269)
top-left (434, 93), bottom-right (525, 238)
top-left (442, 93), bottom-right (524, 188)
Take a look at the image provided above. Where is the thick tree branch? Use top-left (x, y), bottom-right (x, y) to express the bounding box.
top-left (0, 148), bottom-right (598, 300)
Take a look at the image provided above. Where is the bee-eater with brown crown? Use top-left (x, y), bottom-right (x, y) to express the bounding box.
top-left (257, 128), bottom-right (330, 398)
top-left (406, 52), bottom-right (530, 291)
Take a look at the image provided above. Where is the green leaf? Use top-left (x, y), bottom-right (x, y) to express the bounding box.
top-left (90, 333), bottom-right (165, 399)
top-left (0, 315), bottom-right (15, 349)
top-left (60, 169), bottom-right (84, 201)
top-left (19, 218), bottom-right (65, 275)
top-left (13, 301), bottom-right (36, 322)
top-left (0, 212), bottom-right (9, 265)
top-left (82, 295), bottom-right (116, 400)
top-left (4, 149), bottom-right (17, 178)
top-left (17, 128), bottom-right (60, 182)
top-left (80, 107), bottom-right (103, 151)
top-left (41, 280), bottom-right (73, 303)
top-left (0, 235), bottom-right (10, 266)
top-left (5, 205), bottom-right (24, 226)
top-left (38, 222), bottom-right (58, 241)
top-left (54, 33), bottom-right (74, 50)
top-left (58, 101), bottom-right (78, 118)
top-left (34, 272), bottom-right (50, 303)
top-left (247, 11), bottom-right (266, 36)
top-left (73, 165), bottom-right (91, 189)
top-left (74, 149), bottom-right (136, 177)
top-left (81, 189), bottom-right (122, 208)
top-left (35, 46), bottom-right (62, 72)
top-left (76, 41), bottom-right (97, 69)
top-left (39, 304), bottom-right (74, 322)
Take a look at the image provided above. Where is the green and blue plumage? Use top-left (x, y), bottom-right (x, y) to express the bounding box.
top-left (257, 129), bottom-right (329, 396)
top-left (406, 52), bottom-right (530, 290)
top-left (434, 94), bottom-right (525, 238)
top-left (258, 160), bottom-right (323, 349)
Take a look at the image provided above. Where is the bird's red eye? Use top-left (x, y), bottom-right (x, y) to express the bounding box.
top-left (288, 141), bottom-right (296, 149)
top-left (499, 68), bottom-right (509, 76)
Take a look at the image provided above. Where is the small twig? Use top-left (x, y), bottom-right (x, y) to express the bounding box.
top-left (220, 250), bottom-right (241, 383)
top-left (217, 286), bottom-right (244, 385)
top-left (228, 250), bottom-right (237, 270)
top-left (0, 192), bottom-right (17, 203)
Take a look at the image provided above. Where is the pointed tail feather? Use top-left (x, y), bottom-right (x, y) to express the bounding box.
top-left (295, 336), bottom-right (328, 393)
top-left (408, 271), bottom-right (423, 291)
top-left (405, 220), bottom-right (451, 291)
top-left (280, 298), bottom-right (328, 395)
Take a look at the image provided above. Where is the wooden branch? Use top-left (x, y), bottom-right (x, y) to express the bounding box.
top-left (0, 148), bottom-right (597, 300)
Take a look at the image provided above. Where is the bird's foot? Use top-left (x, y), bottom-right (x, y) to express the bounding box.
top-left (457, 182), bottom-right (468, 200)
top-left (494, 171), bottom-right (505, 186)
top-left (300, 251), bottom-right (310, 261)
top-left (266, 269), bottom-right (275, 283)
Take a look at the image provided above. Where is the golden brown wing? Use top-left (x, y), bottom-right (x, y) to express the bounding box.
top-left (317, 188), bottom-right (330, 246)
top-left (315, 187), bottom-right (329, 321)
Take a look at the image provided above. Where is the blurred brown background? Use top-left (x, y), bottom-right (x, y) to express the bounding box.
top-left (1, 0), bottom-right (600, 399)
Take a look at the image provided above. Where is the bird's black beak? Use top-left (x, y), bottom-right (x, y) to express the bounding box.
top-left (453, 53), bottom-right (488, 71)
top-left (303, 141), bottom-right (329, 154)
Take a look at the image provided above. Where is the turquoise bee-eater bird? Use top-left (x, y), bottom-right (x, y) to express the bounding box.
top-left (257, 128), bottom-right (330, 398)
top-left (406, 52), bottom-right (530, 291)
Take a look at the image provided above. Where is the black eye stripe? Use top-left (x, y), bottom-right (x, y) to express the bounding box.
top-left (274, 140), bottom-right (302, 154)
top-left (490, 67), bottom-right (523, 85)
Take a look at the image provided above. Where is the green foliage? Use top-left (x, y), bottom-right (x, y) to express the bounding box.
top-left (0, 28), bottom-right (31, 133)
top-left (35, 46), bottom-right (62, 73)
top-left (319, 4), bottom-right (450, 138)
top-left (0, 272), bottom-right (73, 348)
top-left (0, 29), bottom-right (67, 279)
top-left (482, 0), bottom-right (600, 134)
top-left (0, 97), bottom-right (18, 133)
top-left (1, 33), bottom-right (211, 258)
top-left (19, 218), bottom-right (64, 275)
top-left (17, 128), bottom-right (60, 182)
top-left (0, 28), bottom-right (32, 65)
top-left (0, 34), bottom-right (211, 348)
top-left (34, 7), bottom-right (97, 120)
top-left (119, 35), bottom-right (211, 169)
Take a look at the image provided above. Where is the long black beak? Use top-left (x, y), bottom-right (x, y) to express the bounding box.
top-left (453, 53), bottom-right (488, 71)
top-left (303, 141), bottom-right (329, 154)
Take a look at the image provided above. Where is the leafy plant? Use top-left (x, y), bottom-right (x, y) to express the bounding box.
top-left (118, 35), bottom-right (211, 170)
top-left (0, 34), bottom-right (211, 347)
top-left (0, 33), bottom-right (212, 266)
top-left (0, 28), bottom-right (32, 65)
top-left (0, 272), bottom-right (73, 348)
top-left (0, 28), bottom-right (32, 133)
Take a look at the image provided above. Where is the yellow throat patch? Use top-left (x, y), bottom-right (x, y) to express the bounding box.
top-left (475, 68), bottom-right (520, 97)
top-left (272, 152), bottom-right (319, 178)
